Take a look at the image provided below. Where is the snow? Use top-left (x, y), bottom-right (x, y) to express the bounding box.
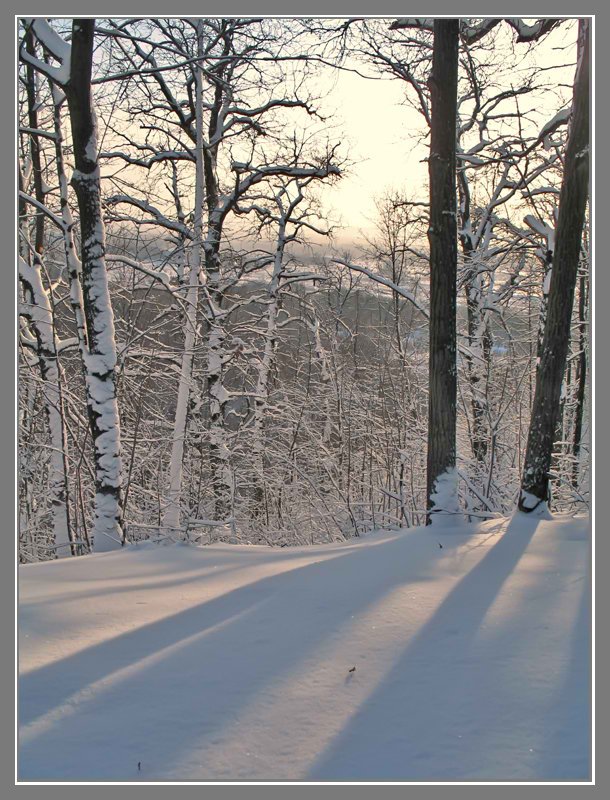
top-left (524, 214), bottom-right (555, 253)
top-left (456, 153), bottom-right (486, 166)
top-left (21, 19), bottom-right (71, 86)
top-left (18, 514), bottom-right (591, 782)
top-left (538, 107), bottom-right (571, 143)
top-left (428, 467), bottom-right (460, 524)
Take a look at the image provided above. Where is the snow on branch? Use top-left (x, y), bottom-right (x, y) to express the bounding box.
top-left (390, 17), bottom-right (563, 44)
top-left (218, 161), bottom-right (341, 226)
top-left (19, 126), bottom-right (57, 142)
top-left (505, 18), bottom-right (562, 42)
top-left (105, 255), bottom-right (173, 290)
top-left (331, 258), bottom-right (429, 320)
top-left (226, 98), bottom-right (315, 120)
top-left (390, 18), bottom-right (434, 33)
top-left (104, 195), bottom-right (192, 237)
top-left (537, 107), bottom-right (571, 149)
top-left (20, 18), bottom-right (71, 86)
top-left (19, 191), bottom-right (64, 231)
top-left (390, 17), bottom-right (503, 45)
top-left (524, 214), bottom-right (555, 252)
top-left (525, 186), bottom-right (561, 197)
top-left (100, 149), bottom-right (194, 168)
top-left (460, 18), bottom-right (503, 43)
top-left (18, 255), bottom-right (76, 355)
top-left (281, 273), bottom-right (329, 288)
top-left (456, 153), bottom-right (487, 167)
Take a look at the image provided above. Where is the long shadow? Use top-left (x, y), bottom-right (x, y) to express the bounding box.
top-left (19, 548), bottom-right (348, 726)
top-left (531, 556), bottom-right (591, 780)
top-left (306, 513), bottom-right (541, 780)
top-left (19, 541), bottom-right (337, 586)
top-left (19, 541), bottom-right (380, 688)
top-left (19, 563), bottom-right (267, 609)
top-left (18, 527), bottom-right (464, 780)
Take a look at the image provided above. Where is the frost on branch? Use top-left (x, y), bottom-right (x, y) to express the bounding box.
top-left (524, 214), bottom-right (555, 254)
top-left (20, 19), bottom-right (72, 86)
top-left (538, 107), bottom-right (571, 149)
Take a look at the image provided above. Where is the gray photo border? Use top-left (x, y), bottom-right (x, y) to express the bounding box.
top-left (5, 1), bottom-right (602, 798)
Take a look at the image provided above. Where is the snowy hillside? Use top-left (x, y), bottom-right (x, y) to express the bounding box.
top-left (18, 513), bottom-right (591, 782)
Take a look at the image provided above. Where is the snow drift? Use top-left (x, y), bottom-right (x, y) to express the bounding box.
top-left (18, 513), bottom-right (591, 782)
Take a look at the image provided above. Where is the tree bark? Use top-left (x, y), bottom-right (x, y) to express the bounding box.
top-left (19, 42), bottom-right (74, 555)
top-left (426, 19), bottom-right (460, 521)
top-left (64, 19), bottom-right (125, 548)
top-left (519, 19), bottom-right (590, 512)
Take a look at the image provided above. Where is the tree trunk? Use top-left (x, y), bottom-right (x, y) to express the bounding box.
top-left (251, 223), bottom-right (286, 522)
top-left (18, 255), bottom-right (74, 556)
top-left (426, 19), bottom-right (460, 521)
top-left (203, 35), bottom-right (232, 524)
top-left (519, 19), bottom-right (590, 512)
top-left (162, 21), bottom-right (205, 532)
top-left (571, 272), bottom-right (588, 488)
top-left (64, 19), bottom-right (125, 549)
top-left (19, 45), bottom-right (74, 555)
top-left (463, 256), bottom-right (491, 466)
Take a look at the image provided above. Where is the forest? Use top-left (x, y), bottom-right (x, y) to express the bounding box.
top-left (17, 17), bottom-right (591, 560)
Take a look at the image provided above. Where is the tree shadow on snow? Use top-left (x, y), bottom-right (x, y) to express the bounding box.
top-left (19, 527), bottom-right (456, 780)
top-left (531, 558), bottom-right (591, 781)
top-left (306, 513), bottom-right (544, 781)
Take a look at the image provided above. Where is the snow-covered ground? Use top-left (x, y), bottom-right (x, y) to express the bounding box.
top-left (17, 512), bottom-right (591, 783)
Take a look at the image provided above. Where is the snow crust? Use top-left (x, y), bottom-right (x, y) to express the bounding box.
top-left (18, 515), bottom-right (590, 782)
top-left (84, 119), bottom-right (98, 164)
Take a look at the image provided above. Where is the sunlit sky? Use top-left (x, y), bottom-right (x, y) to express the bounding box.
top-left (305, 19), bottom-right (578, 249)
top-left (91, 18), bottom-right (579, 253)
top-left (320, 66), bottom-right (427, 245)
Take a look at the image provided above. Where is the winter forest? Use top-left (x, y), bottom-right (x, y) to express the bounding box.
top-left (17, 17), bottom-right (590, 559)
top-left (17, 16), bottom-right (593, 784)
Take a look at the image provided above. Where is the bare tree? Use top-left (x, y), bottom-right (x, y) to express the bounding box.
top-left (20, 18), bottom-right (126, 550)
top-left (425, 19), bottom-right (460, 521)
top-left (519, 19), bottom-right (590, 512)
top-left (18, 35), bottom-right (74, 556)
top-left (98, 18), bottom-right (341, 529)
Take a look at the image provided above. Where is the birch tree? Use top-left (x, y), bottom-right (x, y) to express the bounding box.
top-left (18, 35), bottom-right (74, 555)
top-left (161, 20), bottom-right (207, 531)
top-left (20, 18), bottom-right (126, 550)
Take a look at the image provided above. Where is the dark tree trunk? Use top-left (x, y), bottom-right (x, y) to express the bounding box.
top-left (519, 19), bottom-right (590, 512)
top-left (64, 19), bottom-right (125, 547)
top-left (25, 31), bottom-right (45, 254)
top-left (426, 19), bottom-right (460, 520)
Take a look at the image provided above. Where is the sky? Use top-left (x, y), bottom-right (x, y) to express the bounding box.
top-left (88, 18), bottom-right (578, 255)
top-left (321, 65), bottom-right (427, 245)
top-left (308, 19), bottom-right (578, 248)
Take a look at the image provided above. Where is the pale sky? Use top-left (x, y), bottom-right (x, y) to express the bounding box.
top-left (94, 18), bottom-right (578, 254)
top-left (309, 20), bottom-right (578, 249)
top-left (322, 66), bottom-right (427, 246)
